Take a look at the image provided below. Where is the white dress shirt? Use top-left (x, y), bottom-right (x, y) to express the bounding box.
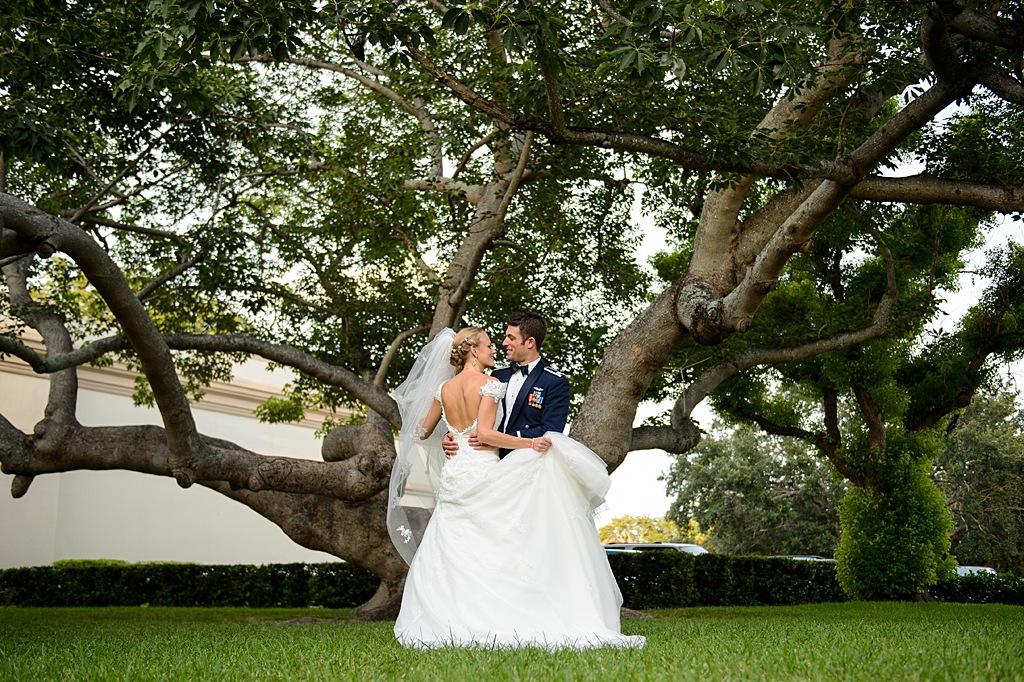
top-left (504, 358), bottom-right (539, 436)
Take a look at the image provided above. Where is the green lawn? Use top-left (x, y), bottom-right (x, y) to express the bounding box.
top-left (1, 602), bottom-right (1021, 681)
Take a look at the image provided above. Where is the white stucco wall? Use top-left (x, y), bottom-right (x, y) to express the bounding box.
top-left (0, 361), bottom-right (343, 568)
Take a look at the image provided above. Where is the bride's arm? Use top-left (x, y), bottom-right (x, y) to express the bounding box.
top-left (418, 400), bottom-right (442, 439)
top-left (475, 384), bottom-right (550, 451)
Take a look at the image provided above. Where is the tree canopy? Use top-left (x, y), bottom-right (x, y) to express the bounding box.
top-left (2, 0), bottom-right (1023, 613)
top-left (597, 514), bottom-right (705, 545)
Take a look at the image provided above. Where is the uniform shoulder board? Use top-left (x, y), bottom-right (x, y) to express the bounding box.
top-left (543, 367), bottom-right (565, 378)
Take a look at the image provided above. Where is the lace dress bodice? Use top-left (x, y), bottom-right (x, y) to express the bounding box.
top-left (431, 379), bottom-right (506, 506)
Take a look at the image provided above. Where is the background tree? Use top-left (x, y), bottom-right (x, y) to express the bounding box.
top-left (664, 420), bottom-right (846, 556)
top-left (935, 390), bottom-right (1024, 575)
top-left (2, 0), bottom-right (1024, 611)
top-left (666, 391), bottom-right (1024, 573)
top-left (597, 514), bottom-right (699, 544)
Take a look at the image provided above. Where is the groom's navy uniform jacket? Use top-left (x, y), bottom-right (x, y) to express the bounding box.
top-left (491, 359), bottom-right (571, 458)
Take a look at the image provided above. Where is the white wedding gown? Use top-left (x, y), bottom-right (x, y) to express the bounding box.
top-left (394, 381), bottom-right (644, 650)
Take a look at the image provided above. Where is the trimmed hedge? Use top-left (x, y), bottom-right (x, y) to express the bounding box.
top-left (0, 562), bottom-right (378, 608)
top-left (692, 554), bottom-right (848, 606)
top-left (929, 572), bottom-right (1024, 606)
top-left (609, 552), bottom-right (846, 609)
top-left (3, 555), bottom-right (1017, 610)
top-left (607, 550), bottom-right (697, 610)
top-left (609, 552), bottom-right (1021, 609)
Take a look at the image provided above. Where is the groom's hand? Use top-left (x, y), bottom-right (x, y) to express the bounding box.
top-left (442, 433), bottom-right (458, 459)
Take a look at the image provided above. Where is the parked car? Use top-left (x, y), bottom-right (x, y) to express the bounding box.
top-left (956, 565), bottom-right (997, 576)
top-left (771, 555), bottom-right (836, 562)
top-left (602, 542), bottom-right (709, 555)
top-left (604, 548), bottom-right (641, 556)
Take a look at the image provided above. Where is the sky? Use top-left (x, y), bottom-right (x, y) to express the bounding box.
top-left (593, 402), bottom-right (710, 527)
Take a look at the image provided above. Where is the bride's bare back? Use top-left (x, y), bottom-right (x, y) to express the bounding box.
top-left (440, 372), bottom-right (494, 432)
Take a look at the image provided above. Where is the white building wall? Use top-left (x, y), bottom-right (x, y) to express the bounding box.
top-left (0, 355), bottom-right (344, 569)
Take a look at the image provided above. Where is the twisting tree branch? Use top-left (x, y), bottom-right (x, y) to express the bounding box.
top-left (848, 175), bottom-right (1024, 212)
top-left (0, 330), bottom-right (401, 427)
top-left (596, 0), bottom-right (633, 26)
top-left (2, 258), bottom-right (78, 427)
top-left (540, 59), bottom-right (565, 137)
top-left (943, 0), bottom-right (1024, 49)
top-left (76, 214), bottom-right (187, 245)
top-left (0, 420), bottom-right (396, 502)
top-left (375, 325), bottom-right (430, 387)
top-left (136, 249), bottom-right (209, 301)
top-left (974, 64), bottom-right (1024, 106)
top-left (452, 129), bottom-right (500, 180)
top-left (493, 131), bottom-right (534, 228)
top-left (0, 192), bottom-right (208, 486)
top-left (629, 419), bottom-right (701, 454)
top-left (853, 383), bottom-right (887, 454)
top-left (673, 226), bottom-right (898, 428)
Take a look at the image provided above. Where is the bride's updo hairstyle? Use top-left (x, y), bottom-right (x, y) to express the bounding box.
top-left (450, 327), bottom-right (485, 370)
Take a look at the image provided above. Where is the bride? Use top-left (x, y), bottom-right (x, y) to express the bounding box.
top-left (387, 326), bottom-right (645, 649)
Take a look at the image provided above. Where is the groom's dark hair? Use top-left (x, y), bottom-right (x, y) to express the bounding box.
top-left (507, 311), bottom-right (547, 350)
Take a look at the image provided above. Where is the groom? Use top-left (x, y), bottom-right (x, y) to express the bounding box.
top-left (445, 311), bottom-right (571, 458)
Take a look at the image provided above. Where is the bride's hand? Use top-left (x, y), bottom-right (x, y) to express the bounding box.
top-left (530, 436), bottom-right (552, 452)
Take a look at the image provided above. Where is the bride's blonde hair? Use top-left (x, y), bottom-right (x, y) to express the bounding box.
top-left (450, 327), bottom-right (485, 370)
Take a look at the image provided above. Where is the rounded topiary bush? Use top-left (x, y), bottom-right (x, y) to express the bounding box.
top-left (835, 431), bottom-right (955, 599)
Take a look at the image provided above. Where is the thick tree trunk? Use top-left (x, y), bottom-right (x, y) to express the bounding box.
top-left (206, 483), bottom-right (409, 620)
top-left (570, 284), bottom-right (690, 469)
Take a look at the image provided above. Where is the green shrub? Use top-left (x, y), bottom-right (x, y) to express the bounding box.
top-left (930, 572), bottom-right (1024, 606)
top-left (607, 551), bottom-right (845, 609)
top-left (835, 431), bottom-right (955, 599)
top-left (0, 562), bottom-right (378, 608)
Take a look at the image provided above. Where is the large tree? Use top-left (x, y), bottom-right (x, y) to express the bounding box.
top-left (379, 0), bottom-right (1024, 597)
top-left (0, 0), bottom-right (644, 618)
top-left (597, 514), bottom-right (698, 544)
top-left (2, 0), bottom-right (1023, 612)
